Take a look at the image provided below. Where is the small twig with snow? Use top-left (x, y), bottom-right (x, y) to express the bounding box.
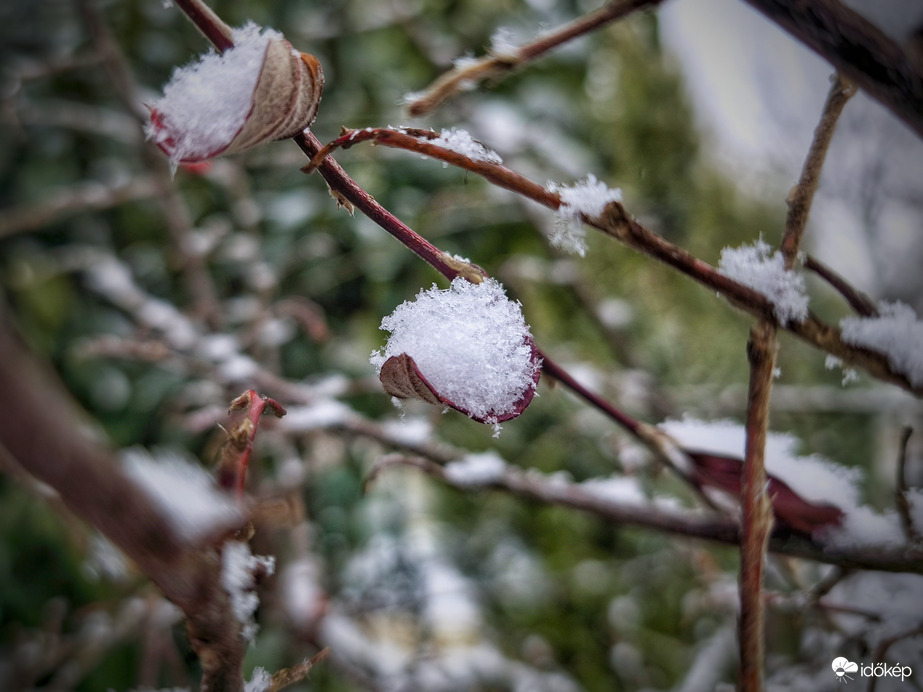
top-left (367, 452), bottom-right (923, 574)
top-left (404, 0), bottom-right (665, 116)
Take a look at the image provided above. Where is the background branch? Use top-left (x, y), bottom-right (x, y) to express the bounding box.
top-left (741, 0), bottom-right (923, 139)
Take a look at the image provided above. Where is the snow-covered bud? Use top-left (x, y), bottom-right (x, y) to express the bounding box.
top-left (146, 22), bottom-right (323, 165)
top-left (371, 278), bottom-right (542, 425)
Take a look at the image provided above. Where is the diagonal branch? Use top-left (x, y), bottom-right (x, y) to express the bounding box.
top-left (740, 0), bottom-right (923, 140)
top-left (405, 0), bottom-right (665, 116)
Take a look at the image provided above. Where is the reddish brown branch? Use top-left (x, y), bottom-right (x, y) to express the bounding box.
top-left (218, 390), bottom-right (287, 497)
top-left (804, 254), bottom-right (879, 317)
top-left (0, 317), bottom-right (251, 692)
top-left (174, 0), bottom-right (234, 53)
top-left (738, 323), bottom-right (777, 691)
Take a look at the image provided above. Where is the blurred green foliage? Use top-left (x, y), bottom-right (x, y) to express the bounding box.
top-left (0, 0), bottom-right (883, 689)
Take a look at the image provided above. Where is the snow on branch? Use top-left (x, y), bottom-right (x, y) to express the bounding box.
top-left (840, 301), bottom-right (923, 388)
top-left (547, 174), bottom-right (623, 256)
top-left (368, 453), bottom-right (923, 573)
top-left (147, 21), bottom-right (323, 165)
top-left (717, 239), bottom-right (809, 324)
top-left (371, 278), bottom-right (542, 427)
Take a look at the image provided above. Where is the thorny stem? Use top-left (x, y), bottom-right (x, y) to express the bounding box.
top-left (406, 0), bottom-right (665, 116)
top-left (293, 132), bottom-right (487, 284)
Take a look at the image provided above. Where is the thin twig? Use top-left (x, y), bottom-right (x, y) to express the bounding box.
top-left (219, 390), bottom-right (287, 497)
top-left (780, 74), bottom-right (856, 268)
top-left (804, 254), bottom-right (879, 317)
top-left (896, 427), bottom-right (920, 544)
top-left (738, 322), bottom-right (777, 692)
top-left (405, 0), bottom-right (665, 116)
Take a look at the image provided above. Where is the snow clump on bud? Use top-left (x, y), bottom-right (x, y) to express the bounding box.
top-left (370, 278), bottom-right (541, 426)
top-left (146, 22), bottom-right (323, 166)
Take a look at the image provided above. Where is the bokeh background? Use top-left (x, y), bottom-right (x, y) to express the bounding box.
top-left (1, 0), bottom-right (922, 689)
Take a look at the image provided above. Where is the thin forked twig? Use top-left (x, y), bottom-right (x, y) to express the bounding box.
top-left (405, 0), bottom-right (665, 116)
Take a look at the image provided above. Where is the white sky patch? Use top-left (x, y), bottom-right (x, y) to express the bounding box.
top-left (123, 449), bottom-right (243, 544)
top-left (717, 239), bottom-right (809, 323)
top-left (146, 23), bottom-right (279, 164)
top-left (659, 417), bottom-right (861, 511)
top-left (370, 278), bottom-right (540, 423)
top-left (547, 174), bottom-right (622, 256)
top-left (429, 128), bottom-right (502, 164)
top-left (840, 301), bottom-right (923, 388)
top-left (445, 451), bottom-right (507, 486)
top-left (221, 541), bottom-right (275, 641)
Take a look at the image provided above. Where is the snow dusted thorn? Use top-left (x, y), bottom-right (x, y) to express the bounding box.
top-left (146, 22), bottom-right (323, 165)
top-left (371, 278), bottom-right (542, 426)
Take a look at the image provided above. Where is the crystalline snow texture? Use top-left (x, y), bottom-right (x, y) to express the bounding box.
top-left (147, 23), bottom-right (279, 163)
top-left (430, 128), bottom-right (502, 164)
top-left (841, 301), bottom-right (923, 387)
top-left (550, 174), bottom-right (622, 257)
top-left (717, 240), bottom-right (809, 323)
top-left (372, 278), bottom-right (539, 422)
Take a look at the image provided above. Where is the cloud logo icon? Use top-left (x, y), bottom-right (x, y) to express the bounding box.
top-left (832, 657), bottom-right (859, 683)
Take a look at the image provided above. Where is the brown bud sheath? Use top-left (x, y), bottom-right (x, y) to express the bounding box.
top-left (220, 42), bottom-right (323, 156)
top-left (148, 27), bottom-right (323, 164)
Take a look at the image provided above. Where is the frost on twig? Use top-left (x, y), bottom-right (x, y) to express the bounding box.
top-left (840, 301), bottom-right (923, 388)
top-left (547, 174), bottom-right (623, 256)
top-left (147, 22), bottom-right (323, 165)
top-left (717, 239), bottom-right (809, 324)
top-left (371, 278), bottom-right (542, 427)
